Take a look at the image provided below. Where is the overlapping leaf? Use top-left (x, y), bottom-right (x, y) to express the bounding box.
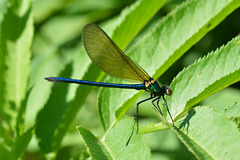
top-left (169, 36), bottom-right (240, 120)
top-left (77, 117), bottom-right (151, 160)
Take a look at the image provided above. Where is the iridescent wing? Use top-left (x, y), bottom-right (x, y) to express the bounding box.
top-left (82, 24), bottom-right (150, 82)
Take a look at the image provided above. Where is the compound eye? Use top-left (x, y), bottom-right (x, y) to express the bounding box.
top-left (166, 88), bottom-right (172, 95)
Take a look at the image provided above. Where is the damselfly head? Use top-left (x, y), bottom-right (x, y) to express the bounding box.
top-left (166, 87), bottom-right (172, 95)
top-left (162, 86), bottom-right (172, 96)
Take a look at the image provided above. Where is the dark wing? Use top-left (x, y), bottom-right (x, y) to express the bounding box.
top-left (82, 24), bottom-right (150, 82)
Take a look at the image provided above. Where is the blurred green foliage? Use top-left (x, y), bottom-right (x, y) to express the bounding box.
top-left (0, 0), bottom-right (240, 159)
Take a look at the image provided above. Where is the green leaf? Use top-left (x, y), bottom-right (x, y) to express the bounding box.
top-left (36, 63), bottom-right (72, 154)
top-left (111, 0), bottom-right (166, 49)
top-left (16, 87), bottom-right (33, 136)
top-left (52, 62), bottom-right (102, 152)
top-left (0, 122), bottom-right (12, 148)
top-left (98, 0), bottom-right (240, 131)
top-left (0, 145), bottom-right (9, 160)
top-left (170, 36), bottom-right (240, 121)
top-left (175, 106), bottom-right (240, 159)
top-left (31, 0), bottom-right (133, 55)
top-left (26, 44), bottom-right (75, 130)
top-left (224, 102), bottom-right (240, 130)
top-left (33, 0), bottom-right (68, 23)
top-left (33, 15), bottom-right (85, 50)
top-left (0, 0), bottom-right (33, 130)
top-left (32, 0), bottom-right (128, 24)
top-left (224, 102), bottom-right (240, 118)
top-left (201, 88), bottom-right (240, 112)
top-left (0, 0), bottom-right (8, 27)
top-left (77, 117), bottom-right (151, 160)
top-left (77, 127), bottom-right (112, 160)
top-left (9, 126), bottom-right (34, 160)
